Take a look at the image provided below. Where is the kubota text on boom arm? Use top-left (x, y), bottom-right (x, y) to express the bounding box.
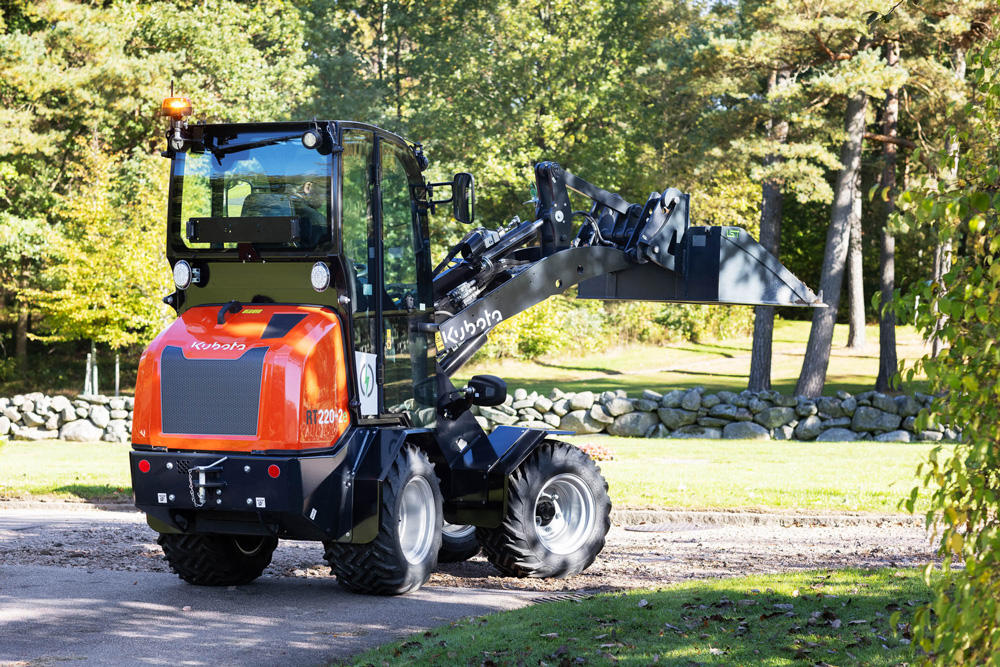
top-left (432, 162), bottom-right (823, 376)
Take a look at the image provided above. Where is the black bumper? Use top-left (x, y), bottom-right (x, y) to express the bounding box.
top-left (129, 448), bottom-right (378, 543)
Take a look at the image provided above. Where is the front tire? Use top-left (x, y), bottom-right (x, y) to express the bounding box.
top-left (477, 440), bottom-right (611, 578)
top-left (323, 445), bottom-right (442, 595)
top-left (438, 523), bottom-right (480, 563)
top-left (158, 533), bottom-right (278, 586)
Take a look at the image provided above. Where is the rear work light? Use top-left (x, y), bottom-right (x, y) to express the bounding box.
top-left (173, 260), bottom-right (193, 290)
top-left (310, 262), bottom-right (331, 292)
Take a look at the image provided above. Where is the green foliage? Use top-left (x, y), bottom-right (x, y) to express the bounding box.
top-left (0, 355), bottom-right (17, 383)
top-left (128, 0), bottom-right (313, 123)
top-left (895, 31), bottom-right (1000, 666)
top-left (0, 0), bottom-right (312, 357)
top-left (607, 302), bottom-right (672, 346)
top-left (0, 213), bottom-right (52, 306)
top-left (657, 303), bottom-right (755, 344)
top-left (27, 142), bottom-right (171, 348)
top-left (480, 295), bottom-right (608, 360)
top-left (0, 0), bottom-right (994, 398)
top-left (476, 295), bottom-right (753, 361)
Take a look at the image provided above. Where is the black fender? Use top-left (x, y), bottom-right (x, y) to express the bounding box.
top-left (429, 370), bottom-right (564, 527)
top-left (490, 425), bottom-right (560, 477)
top-left (435, 422), bottom-right (560, 529)
top-left (346, 425), bottom-right (441, 543)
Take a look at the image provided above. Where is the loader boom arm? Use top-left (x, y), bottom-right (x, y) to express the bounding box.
top-left (432, 163), bottom-right (822, 376)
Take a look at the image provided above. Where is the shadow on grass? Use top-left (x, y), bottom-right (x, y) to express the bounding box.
top-left (668, 370), bottom-right (747, 378)
top-left (533, 359), bottom-right (624, 375)
top-left (51, 484), bottom-right (132, 505)
top-left (667, 344), bottom-right (743, 358)
top-left (348, 569), bottom-right (930, 667)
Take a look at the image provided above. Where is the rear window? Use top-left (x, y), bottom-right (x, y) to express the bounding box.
top-left (170, 129), bottom-right (333, 254)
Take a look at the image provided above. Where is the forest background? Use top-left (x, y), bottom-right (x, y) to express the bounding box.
top-left (0, 0), bottom-right (994, 397)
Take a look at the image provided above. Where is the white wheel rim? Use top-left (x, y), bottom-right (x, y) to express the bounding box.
top-left (233, 536), bottom-right (268, 556)
top-left (399, 476), bottom-right (435, 564)
top-left (533, 473), bottom-right (595, 556)
top-left (442, 522), bottom-right (475, 539)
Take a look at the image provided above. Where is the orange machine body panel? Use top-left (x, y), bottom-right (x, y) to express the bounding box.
top-left (132, 305), bottom-right (350, 452)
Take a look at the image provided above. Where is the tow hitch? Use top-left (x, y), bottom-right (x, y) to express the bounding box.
top-left (187, 456), bottom-right (228, 507)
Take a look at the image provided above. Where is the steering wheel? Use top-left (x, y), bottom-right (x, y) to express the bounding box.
top-left (353, 262), bottom-right (368, 278)
top-left (385, 284), bottom-right (417, 311)
top-left (385, 283), bottom-right (406, 302)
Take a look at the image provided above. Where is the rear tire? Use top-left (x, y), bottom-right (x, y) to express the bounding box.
top-left (477, 440), bottom-right (611, 578)
top-left (323, 445), bottom-right (442, 595)
top-left (158, 533), bottom-right (278, 586)
top-left (438, 523), bottom-right (480, 563)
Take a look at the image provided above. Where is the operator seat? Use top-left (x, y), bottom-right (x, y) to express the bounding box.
top-left (241, 192), bottom-right (319, 247)
top-left (240, 192), bottom-right (293, 217)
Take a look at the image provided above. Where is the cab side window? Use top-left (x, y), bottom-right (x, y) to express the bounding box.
top-left (342, 129), bottom-right (376, 354)
top-left (379, 140), bottom-right (432, 414)
top-left (380, 143), bottom-right (418, 305)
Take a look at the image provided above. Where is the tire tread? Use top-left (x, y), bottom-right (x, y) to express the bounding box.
top-left (158, 533), bottom-right (277, 586)
top-left (323, 445), bottom-right (441, 595)
top-left (477, 440), bottom-right (611, 578)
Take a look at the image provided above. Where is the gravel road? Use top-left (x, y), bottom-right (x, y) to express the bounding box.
top-left (0, 509), bottom-right (937, 593)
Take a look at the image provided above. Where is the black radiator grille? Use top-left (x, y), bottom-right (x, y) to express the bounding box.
top-left (160, 346), bottom-right (267, 436)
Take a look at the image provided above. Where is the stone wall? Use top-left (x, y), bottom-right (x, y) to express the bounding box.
top-left (472, 387), bottom-right (956, 443)
top-left (0, 393), bottom-right (133, 443)
top-left (0, 387), bottom-right (955, 444)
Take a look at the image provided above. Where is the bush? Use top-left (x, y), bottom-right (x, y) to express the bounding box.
top-left (606, 301), bottom-right (679, 346)
top-left (474, 293), bottom-right (755, 362)
top-left (656, 303), bottom-right (754, 343)
top-left (575, 441), bottom-right (615, 461)
top-left (897, 40), bottom-right (1000, 665)
top-left (478, 295), bottom-right (608, 360)
top-left (0, 355), bottom-right (16, 383)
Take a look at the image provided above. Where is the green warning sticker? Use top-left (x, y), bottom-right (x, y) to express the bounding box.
top-left (726, 228), bottom-right (740, 238)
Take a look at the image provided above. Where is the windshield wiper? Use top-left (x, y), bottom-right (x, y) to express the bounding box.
top-left (208, 134), bottom-right (302, 163)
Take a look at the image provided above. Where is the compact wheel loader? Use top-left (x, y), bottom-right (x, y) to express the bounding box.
top-left (130, 97), bottom-right (821, 595)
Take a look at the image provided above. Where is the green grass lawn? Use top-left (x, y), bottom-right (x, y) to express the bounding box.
top-left (573, 436), bottom-right (941, 513)
top-left (457, 320), bottom-right (929, 398)
top-left (0, 440), bottom-right (133, 503)
top-left (0, 437), bottom-right (937, 513)
top-left (341, 568), bottom-right (929, 666)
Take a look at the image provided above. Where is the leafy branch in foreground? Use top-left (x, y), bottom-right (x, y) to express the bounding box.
top-left (897, 27), bottom-right (1000, 665)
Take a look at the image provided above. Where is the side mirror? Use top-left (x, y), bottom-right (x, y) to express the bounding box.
top-left (436, 373), bottom-right (506, 421)
top-left (452, 172), bottom-right (475, 224)
top-left (467, 374), bottom-right (505, 406)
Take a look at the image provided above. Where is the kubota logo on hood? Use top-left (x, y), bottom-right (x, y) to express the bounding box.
top-left (189, 341), bottom-right (247, 351)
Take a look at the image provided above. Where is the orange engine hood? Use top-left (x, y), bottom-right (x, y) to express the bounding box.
top-left (133, 304), bottom-right (350, 452)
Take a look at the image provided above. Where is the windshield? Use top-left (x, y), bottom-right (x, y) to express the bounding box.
top-left (169, 128), bottom-right (333, 254)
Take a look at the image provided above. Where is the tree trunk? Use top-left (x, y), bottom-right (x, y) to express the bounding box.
top-left (15, 256), bottom-right (29, 371)
top-left (796, 90), bottom-right (869, 397)
top-left (748, 67), bottom-right (791, 392)
top-left (931, 45), bottom-right (966, 358)
top-left (875, 40), bottom-right (900, 392)
top-left (846, 170), bottom-right (865, 349)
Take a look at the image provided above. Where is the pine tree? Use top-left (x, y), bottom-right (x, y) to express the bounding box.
top-left (796, 34), bottom-right (904, 396)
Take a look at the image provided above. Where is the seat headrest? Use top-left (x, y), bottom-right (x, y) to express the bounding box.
top-left (241, 193), bottom-right (293, 217)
